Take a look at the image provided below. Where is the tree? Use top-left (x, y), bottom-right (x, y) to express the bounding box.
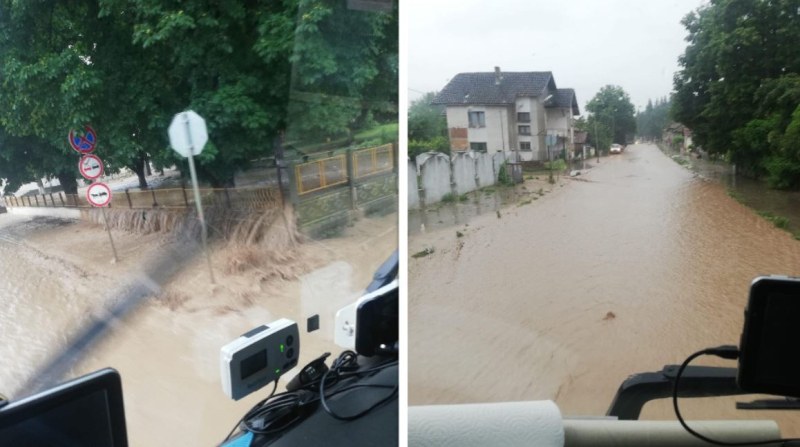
top-left (408, 92), bottom-right (446, 141)
top-left (0, 0), bottom-right (398, 191)
top-left (636, 97), bottom-right (671, 141)
top-left (672, 0), bottom-right (800, 183)
top-left (585, 85), bottom-right (636, 152)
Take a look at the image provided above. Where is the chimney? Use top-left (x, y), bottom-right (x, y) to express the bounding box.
top-left (494, 66), bottom-right (502, 85)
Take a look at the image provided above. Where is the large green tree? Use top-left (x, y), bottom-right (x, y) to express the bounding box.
top-left (0, 0), bottom-right (398, 191)
top-left (672, 0), bottom-right (800, 185)
top-left (585, 85), bottom-right (637, 152)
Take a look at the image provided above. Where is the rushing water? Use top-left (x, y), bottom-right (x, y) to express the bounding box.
top-left (409, 143), bottom-right (800, 434)
top-left (0, 212), bottom-right (396, 446)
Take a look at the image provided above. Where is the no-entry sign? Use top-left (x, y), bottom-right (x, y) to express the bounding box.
top-left (78, 155), bottom-right (104, 180)
top-left (86, 182), bottom-right (112, 207)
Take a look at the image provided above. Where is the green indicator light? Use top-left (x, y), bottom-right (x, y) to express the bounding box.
top-left (275, 368), bottom-right (280, 374)
top-left (280, 344), bottom-right (285, 353)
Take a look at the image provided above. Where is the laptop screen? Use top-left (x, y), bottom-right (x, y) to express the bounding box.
top-left (0, 368), bottom-right (127, 447)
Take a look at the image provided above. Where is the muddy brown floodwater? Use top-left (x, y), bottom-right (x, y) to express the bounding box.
top-left (409, 143), bottom-right (800, 435)
top-left (0, 211), bottom-right (396, 446)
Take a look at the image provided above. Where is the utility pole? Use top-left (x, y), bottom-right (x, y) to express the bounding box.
top-left (595, 119), bottom-right (600, 163)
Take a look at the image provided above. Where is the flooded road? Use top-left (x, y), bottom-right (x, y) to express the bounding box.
top-left (409, 144), bottom-right (800, 432)
top-left (0, 212), bottom-right (396, 446)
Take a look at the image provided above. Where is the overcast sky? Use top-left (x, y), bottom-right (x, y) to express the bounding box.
top-left (408, 0), bottom-right (708, 113)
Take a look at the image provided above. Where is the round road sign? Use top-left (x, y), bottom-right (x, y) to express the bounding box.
top-left (78, 154), bottom-right (104, 180)
top-left (68, 125), bottom-right (97, 154)
top-left (86, 182), bottom-right (112, 207)
top-left (168, 110), bottom-right (208, 158)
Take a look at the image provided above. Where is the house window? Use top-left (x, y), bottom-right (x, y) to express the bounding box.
top-left (517, 112), bottom-right (530, 123)
top-left (468, 111), bottom-right (485, 128)
top-left (470, 142), bottom-right (487, 152)
top-left (520, 142), bottom-right (532, 151)
top-left (518, 125), bottom-right (531, 135)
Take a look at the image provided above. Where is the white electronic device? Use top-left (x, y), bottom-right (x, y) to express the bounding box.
top-left (220, 318), bottom-right (300, 401)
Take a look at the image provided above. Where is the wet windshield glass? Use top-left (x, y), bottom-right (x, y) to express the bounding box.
top-left (0, 1), bottom-right (397, 445)
top-left (409, 0), bottom-right (800, 438)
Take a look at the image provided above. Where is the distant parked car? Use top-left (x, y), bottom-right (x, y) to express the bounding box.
top-left (610, 144), bottom-right (623, 154)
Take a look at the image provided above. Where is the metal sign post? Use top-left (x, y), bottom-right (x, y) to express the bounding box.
top-left (169, 110), bottom-right (215, 284)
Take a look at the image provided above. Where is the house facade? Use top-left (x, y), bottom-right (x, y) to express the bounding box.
top-left (432, 67), bottom-right (579, 162)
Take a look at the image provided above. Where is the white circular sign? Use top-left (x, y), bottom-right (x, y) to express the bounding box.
top-left (78, 154), bottom-right (104, 180)
top-left (86, 182), bottom-right (112, 207)
top-left (168, 110), bottom-right (208, 158)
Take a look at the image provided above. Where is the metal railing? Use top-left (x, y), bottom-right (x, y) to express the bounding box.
top-left (353, 143), bottom-right (394, 179)
top-left (294, 154), bottom-right (349, 195)
top-left (4, 186), bottom-right (282, 211)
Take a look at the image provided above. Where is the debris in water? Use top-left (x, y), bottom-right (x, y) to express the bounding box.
top-left (603, 311), bottom-right (616, 321)
top-left (456, 231), bottom-right (464, 238)
top-left (496, 211), bottom-right (501, 219)
top-left (412, 247), bottom-right (435, 259)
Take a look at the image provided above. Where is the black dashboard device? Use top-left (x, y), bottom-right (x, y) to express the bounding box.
top-left (355, 279), bottom-right (398, 357)
top-left (0, 367), bottom-right (128, 447)
top-left (738, 276), bottom-right (800, 398)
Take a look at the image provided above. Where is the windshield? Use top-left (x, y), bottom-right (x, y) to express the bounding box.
top-left (0, 1), bottom-right (397, 445)
top-left (409, 0), bottom-right (800, 438)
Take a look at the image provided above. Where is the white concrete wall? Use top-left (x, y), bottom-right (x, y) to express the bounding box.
top-left (419, 153), bottom-right (452, 204)
top-left (452, 153), bottom-right (477, 196)
top-left (408, 159), bottom-right (420, 210)
top-left (8, 206), bottom-right (81, 219)
top-left (475, 153), bottom-right (495, 188)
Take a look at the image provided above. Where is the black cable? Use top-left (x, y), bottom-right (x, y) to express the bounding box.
top-left (220, 379), bottom-right (278, 445)
top-left (317, 351), bottom-right (398, 421)
top-left (673, 346), bottom-right (800, 446)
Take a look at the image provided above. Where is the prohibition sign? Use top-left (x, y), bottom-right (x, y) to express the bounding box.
top-left (86, 182), bottom-right (112, 207)
top-left (78, 154), bottom-right (104, 180)
top-left (68, 125), bottom-right (97, 154)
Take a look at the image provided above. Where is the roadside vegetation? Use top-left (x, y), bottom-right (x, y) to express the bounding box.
top-left (672, 0), bottom-right (800, 189)
top-left (0, 1), bottom-right (398, 192)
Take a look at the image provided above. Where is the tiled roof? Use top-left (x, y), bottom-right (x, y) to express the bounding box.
top-left (546, 88), bottom-right (580, 115)
top-left (432, 71), bottom-right (554, 105)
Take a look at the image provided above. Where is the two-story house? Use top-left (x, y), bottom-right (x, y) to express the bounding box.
top-left (432, 67), bottom-right (579, 162)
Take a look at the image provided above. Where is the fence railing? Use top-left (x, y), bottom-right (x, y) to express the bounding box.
top-left (293, 143), bottom-right (396, 196)
top-left (353, 144), bottom-right (394, 179)
top-left (294, 154), bottom-right (348, 195)
top-left (4, 186), bottom-right (282, 211)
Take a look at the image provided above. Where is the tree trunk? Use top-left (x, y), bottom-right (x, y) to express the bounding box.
top-left (131, 153), bottom-right (149, 189)
top-left (56, 171), bottom-right (78, 195)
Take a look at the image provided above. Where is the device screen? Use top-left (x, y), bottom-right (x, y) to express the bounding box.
top-left (753, 292), bottom-right (800, 387)
top-left (241, 350), bottom-right (268, 380)
top-left (0, 389), bottom-right (114, 447)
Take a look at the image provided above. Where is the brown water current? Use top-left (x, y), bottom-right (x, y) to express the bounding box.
top-left (409, 143), bottom-right (800, 434)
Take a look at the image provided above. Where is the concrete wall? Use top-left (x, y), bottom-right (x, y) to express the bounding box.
top-left (411, 151), bottom-right (508, 208)
top-left (408, 159), bottom-right (420, 210)
top-left (8, 206), bottom-right (81, 219)
top-left (475, 152), bottom-right (495, 188)
top-left (419, 153), bottom-right (452, 204)
top-left (452, 153), bottom-right (477, 196)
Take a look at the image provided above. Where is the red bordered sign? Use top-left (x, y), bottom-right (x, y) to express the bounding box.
top-left (86, 182), bottom-right (112, 207)
top-left (68, 125), bottom-right (97, 154)
top-left (78, 154), bottom-right (104, 180)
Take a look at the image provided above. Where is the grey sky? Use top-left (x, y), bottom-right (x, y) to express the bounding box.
top-left (409, 0), bottom-right (708, 113)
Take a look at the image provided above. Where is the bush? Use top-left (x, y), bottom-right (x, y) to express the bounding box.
top-left (409, 136), bottom-right (450, 159)
top-left (543, 159), bottom-right (567, 172)
top-left (497, 163), bottom-right (513, 186)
